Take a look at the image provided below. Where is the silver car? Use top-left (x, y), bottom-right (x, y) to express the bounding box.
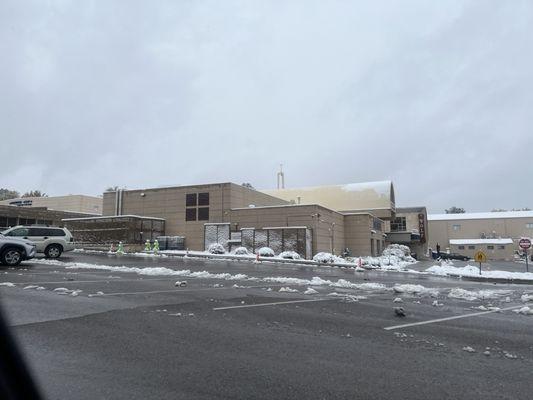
top-left (1, 225), bottom-right (75, 259)
top-left (0, 234), bottom-right (36, 266)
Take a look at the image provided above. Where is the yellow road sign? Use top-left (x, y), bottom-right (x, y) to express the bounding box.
top-left (474, 251), bottom-right (487, 263)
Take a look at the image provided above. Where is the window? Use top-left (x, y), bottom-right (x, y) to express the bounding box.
top-left (198, 192), bottom-right (209, 206)
top-left (527, 223), bottom-right (533, 229)
top-left (390, 217), bottom-right (406, 232)
top-left (198, 207), bottom-right (209, 221)
top-left (498, 245), bottom-right (505, 250)
top-left (185, 192), bottom-right (210, 222)
top-left (487, 245), bottom-right (494, 250)
top-left (452, 224), bottom-right (461, 231)
top-left (185, 208), bottom-right (197, 221)
top-left (468, 245), bottom-right (475, 250)
top-left (8, 228), bottom-right (29, 237)
top-left (186, 193), bottom-right (197, 207)
top-left (458, 245), bottom-right (465, 250)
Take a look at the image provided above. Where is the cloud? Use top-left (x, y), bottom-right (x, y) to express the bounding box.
top-left (1, 0), bottom-right (532, 212)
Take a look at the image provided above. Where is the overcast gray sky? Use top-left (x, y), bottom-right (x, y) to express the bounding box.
top-left (1, 0), bottom-right (532, 213)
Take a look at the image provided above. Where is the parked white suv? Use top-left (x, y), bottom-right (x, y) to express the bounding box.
top-left (1, 226), bottom-right (75, 259)
top-left (0, 234), bottom-right (36, 266)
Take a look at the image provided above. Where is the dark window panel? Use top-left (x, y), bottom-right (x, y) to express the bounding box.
top-left (186, 208), bottom-right (197, 221)
top-left (198, 207), bottom-right (209, 221)
top-left (198, 192), bottom-right (210, 206)
top-left (186, 193), bottom-right (197, 207)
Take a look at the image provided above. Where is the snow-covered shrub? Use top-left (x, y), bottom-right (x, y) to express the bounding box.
top-left (313, 252), bottom-right (343, 264)
top-left (257, 247), bottom-right (275, 257)
top-left (207, 243), bottom-right (225, 254)
top-left (279, 251), bottom-right (301, 260)
top-left (233, 246), bottom-right (250, 255)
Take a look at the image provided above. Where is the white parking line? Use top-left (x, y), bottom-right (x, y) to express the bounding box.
top-left (213, 298), bottom-right (333, 311)
top-left (384, 305), bottom-right (524, 331)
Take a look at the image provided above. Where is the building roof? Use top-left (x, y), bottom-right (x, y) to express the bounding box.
top-left (429, 211), bottom-right (533, 221)
top-left (450, 238), bottom-right (514, 245)
top-left (261, 180), bottom-right (395, 213)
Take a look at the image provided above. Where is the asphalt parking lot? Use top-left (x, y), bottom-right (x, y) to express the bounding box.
top-left (1, 253), bottom-right (533, 400)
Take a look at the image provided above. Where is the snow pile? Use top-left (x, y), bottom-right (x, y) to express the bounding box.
top-left (382, 244), bottom-right (416, 262)
top-left (279, 287), bottom-right (299, 293)
top-left (53, 287), bottom-right (82, 296)
top-left (313, 252), bottom-right (344, 264)
top-left (304, 288), bottom-right (319, 295)
top-left (426, 264), bottom-right (533, 281)
top-left (327, 292), bottom-right (366, 302)
top-left (513, 306), bottom-right (533, 315)
top-left (521, 294), bottom-right (533, 302)
top-left (232, 247), bottom-right (250, 255)
top-left (24, 285), bottom-right (45, 290)
top-left (278, 251), bottom-right (301, 260)
top-left (462, 346), bottom-right (476, 353)
top-left (393, 284), bottom-right (439, 297)
top-left (0, 282), bottom-right (15, 287)
top-left (257, 247), bottom-right (275, 257)
top-left (393, 297), bottom-right (403, 303)
top-left (207, 243), bottom-right (225, 254)
top-left (448, 288), bottom-right (512, 301)
top-left (45, 259), bottom-right (435, 296)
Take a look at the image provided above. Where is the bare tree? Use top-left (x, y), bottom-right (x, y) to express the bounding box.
top-left (0, 188), bottom-right (20, 201)
top-left (22, 190), bottom-right (47, 198)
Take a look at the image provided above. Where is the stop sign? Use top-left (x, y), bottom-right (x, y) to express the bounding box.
top-left (519, 238), bottom-right (532, 250)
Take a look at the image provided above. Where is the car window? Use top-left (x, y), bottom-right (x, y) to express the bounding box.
top-left (28, 228), bottom-right (45, 236)
top-left (8, 228), bottom-right (29, 237)
top-left (49, 229), bottom-right (66, 237)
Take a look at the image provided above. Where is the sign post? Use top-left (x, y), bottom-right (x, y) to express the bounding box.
top-left (519, 238), bottom-right (532, 272)
top-left (474, 251), bottom-right (487, 275)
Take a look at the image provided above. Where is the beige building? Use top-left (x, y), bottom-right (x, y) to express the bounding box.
top-left (101, 182), bottom-right (388, 256)
top-left (0, 195), bottom-right (103, 214)
top-left (428, 211), bottom-right (533, 260)
top-left (103, 183), bottom-right (289, 251)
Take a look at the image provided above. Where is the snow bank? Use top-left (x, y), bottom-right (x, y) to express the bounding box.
top-left (279, 287), bottom-right (299, 293)
top-left (35, 260), bottom-right (438, 297)
top-left (278, 251), bottom-right (301, 260)
top-left (514, 306), bottom-right (533, 315)
top-left (0, 282), bottom-right (15, 287)
top-left (448, 288), bottom-right (512, 301)
top-left (304, 288), bottom-right (319, 295)
top-left (393, 284), bottom-right (439, 297)
top-left (426, 264), bottom-right (533, 281)
top-left (382, 244), bottom-right (416, 262)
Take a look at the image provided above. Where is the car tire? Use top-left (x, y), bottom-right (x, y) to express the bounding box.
top-left (45, 244), bottom-right (63, 259)
top-left (1, 247), bottom-right (23, 266)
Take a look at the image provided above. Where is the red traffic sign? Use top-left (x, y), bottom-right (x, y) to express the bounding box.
top-left (519, 238), bottom-right (532, 250)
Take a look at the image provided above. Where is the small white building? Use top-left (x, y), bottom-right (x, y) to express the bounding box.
top-left (449, 238), bottom-right (515, 260)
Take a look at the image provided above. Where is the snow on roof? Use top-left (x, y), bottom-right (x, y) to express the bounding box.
top-left (261, 180), bottom-right (395, 213)
top-left (449, 238), bottom-right (514, 245)
top-left (429, 211), bottom-right (533, 221)
top-left (340, 180), bottom-right (392, 196)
